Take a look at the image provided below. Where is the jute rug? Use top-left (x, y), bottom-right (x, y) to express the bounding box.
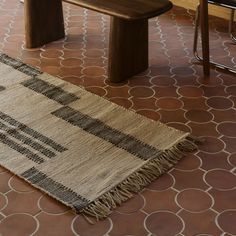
top-left (0, 53), bottom-right (198, 219)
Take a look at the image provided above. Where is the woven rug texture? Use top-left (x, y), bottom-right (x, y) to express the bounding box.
top-left (0, 53), bottom-right (197, 219)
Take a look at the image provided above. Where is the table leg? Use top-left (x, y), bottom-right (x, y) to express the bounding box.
top-left (200, 0), bottom-right (210, 76)
top-left (108, 17), bottom-right (149, 83)
top-left (25, 0), bottom-right (65, 48)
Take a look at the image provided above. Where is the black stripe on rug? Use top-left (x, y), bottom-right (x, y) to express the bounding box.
top-left (0, 121), bottom-right (56, 159)
top-left (0, 111), bottom-right (67, 153)
top-left (21, 78), bottom-right (79, 105)
top-left (0, 86), bottom-right (5, 92)
top-left (0, 133), bottom-right (44, 164)
top-left (21, 167), bottom-right (90, 211)
top-left (0, 53), bottom-right (42, 77)
top-left (52, 106), bottom-right (161, 161)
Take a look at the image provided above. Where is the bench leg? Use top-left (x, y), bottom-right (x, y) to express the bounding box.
top-left (24, 0), bottom-right (65, 48)
top-left (108, 17), bottom-right (148, 83)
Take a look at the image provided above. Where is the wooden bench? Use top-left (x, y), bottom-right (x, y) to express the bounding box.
top-left (24, 0), bottom-right (173, 82)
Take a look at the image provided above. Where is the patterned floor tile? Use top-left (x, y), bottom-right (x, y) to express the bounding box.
top-left (0, 0), bottom-right (235, 235)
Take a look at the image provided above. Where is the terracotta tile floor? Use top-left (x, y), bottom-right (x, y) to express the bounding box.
top-left (0, 0), bottom-right (236, 235)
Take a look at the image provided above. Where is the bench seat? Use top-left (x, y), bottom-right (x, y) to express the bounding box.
top-left (64, 0), bottom-right (173, 20)
top-left (24, 0), bottom-right (173, 82)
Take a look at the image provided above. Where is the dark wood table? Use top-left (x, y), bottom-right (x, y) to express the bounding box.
top-left (199, 0), bottom-right (210, 76)
top-left (24, 0), bottom-right (172, 83)
top-left (24, 0), bottom-right (210, 79)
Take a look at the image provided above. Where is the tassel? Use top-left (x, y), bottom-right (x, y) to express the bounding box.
top-left (80, 136), bottom-right (201, 221)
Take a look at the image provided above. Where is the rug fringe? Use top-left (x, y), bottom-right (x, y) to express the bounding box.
top-left (79, 136), bottom-right (198, 220)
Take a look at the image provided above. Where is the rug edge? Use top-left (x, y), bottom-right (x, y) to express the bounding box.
top-left (79, 136), bottom-right (199, 220)
top-left (0, 136), bottom-right (199, 220)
